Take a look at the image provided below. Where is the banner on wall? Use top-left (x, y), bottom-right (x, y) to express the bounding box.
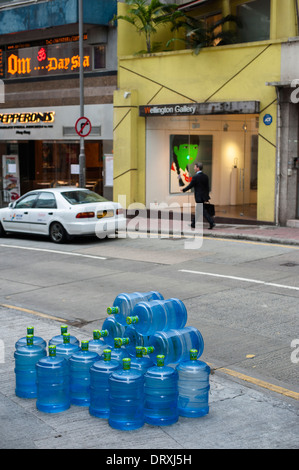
top-left (170, 135), bottom-right (213, 194)
top-left (2, 154), bottom-right (20, 202)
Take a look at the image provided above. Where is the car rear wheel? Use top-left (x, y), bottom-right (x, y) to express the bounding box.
top-left (49, 222), bottom-right (68, 244)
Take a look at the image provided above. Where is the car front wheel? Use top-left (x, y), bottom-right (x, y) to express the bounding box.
top-left (49, 222), bottom-right (68, 244)
top-left (0, 222), bottom-right (6, 237)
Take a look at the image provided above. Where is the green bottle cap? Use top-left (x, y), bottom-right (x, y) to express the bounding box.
top-left (157, 355), bottom-right (165, 367)
top-left (81, 340), bottom-right (89, 351)
top-left (114, 337), bottom-right (121, 348)
top-left (136, 346), bottom-right (143, 358)
top-left (49, 345), bottom-right (56, 357)
top-left (61, 325), bottom-right (68, 334)
top-left (122, 358), bottom-right (131, 370)
top-left (107, 306), bottom-right (119, 315)
top-left (103, 349), bottom-right (111, 361)
top-left (142, 346), bottom-right (154, 355)
top-left (26, 334), bottom-right (34, 346)
top-left (93, 330), bottom-right (101, 340)
top-left (99, 329), bottom-right (108, 338)
top-left (190, 349), bottom-right (198, 360)
top-left (63, 333), bottom-right (70, 344)
top-left (126, 316), bottom-right (139, 325)
top-left (27, 326), bottom-right (34, 335)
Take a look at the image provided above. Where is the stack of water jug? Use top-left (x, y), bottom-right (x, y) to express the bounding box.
top-left (14, 291), bottom-right (210, 430)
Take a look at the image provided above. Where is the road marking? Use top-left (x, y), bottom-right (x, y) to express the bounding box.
top-left (179, 269), bottom-right (299, 291)
top-left (215, 366), bottom-right (299, 401)
top-left (1, 304), bottom-right (66, 322)
top-left (0, 244), bottom-right (107, 260)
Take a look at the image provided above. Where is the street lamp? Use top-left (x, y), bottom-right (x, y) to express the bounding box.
top-left (78, 0), bottom-right (86, 188)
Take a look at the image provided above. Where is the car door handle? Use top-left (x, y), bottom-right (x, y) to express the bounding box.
top-left (48, 212), bottom-right (53, 215)
top-left (24, 212), bottom-right (28, 214)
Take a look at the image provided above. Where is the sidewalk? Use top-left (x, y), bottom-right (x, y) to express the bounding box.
top-left (1, 305), bottom-right (298, 450)
top-left (126, 215), bottom-right (299, 246)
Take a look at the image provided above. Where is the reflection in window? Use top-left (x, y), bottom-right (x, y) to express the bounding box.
top-left (94, 45), bottom-right (106, 69)
top-left (237, 0), bottom-right (270, 43)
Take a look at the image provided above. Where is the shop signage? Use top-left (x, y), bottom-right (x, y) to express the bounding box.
top-left (4, 42), bottom-right (92, 79)
top-left (139, 101), bottom-right (260, 117)
top-left (0, 111), bottom-right (55, 124)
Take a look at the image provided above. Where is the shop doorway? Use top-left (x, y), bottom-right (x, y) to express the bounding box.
top-left (146, 113), bottom-right (259, 222)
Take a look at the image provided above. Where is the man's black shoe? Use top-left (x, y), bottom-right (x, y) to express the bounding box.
top-left (190, 224), bottom-right (195, 228)
top-left (208, 223), bottom-right (215, 230)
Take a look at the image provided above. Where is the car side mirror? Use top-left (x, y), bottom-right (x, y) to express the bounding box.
top-left (8, 202), bottom-right (14, 208)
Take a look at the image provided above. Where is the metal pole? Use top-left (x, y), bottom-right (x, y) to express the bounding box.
top-left (78, 0), bottom-right (86, 188)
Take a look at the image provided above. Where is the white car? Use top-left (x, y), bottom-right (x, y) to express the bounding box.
top-left (0, 187), bottom-right (126, 243)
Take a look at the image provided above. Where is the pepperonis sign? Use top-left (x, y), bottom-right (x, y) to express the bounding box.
top-left (2, 41), bottom-right (92, 79)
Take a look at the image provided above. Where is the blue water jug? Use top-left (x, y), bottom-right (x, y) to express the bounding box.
top-left (89, 349), bottom-right (120, 418)
top-left (107, 291), bottom-right (164, 326)
top-left (69, 340), bottom-right (99, 406)
top-left (176, 349), bottom-right (210, 417)
top-left (36, 345), bottom-right (70, 413)
top-left (55, 333), bottom-right (80, 360)
top-left (143, 326), bottom-right (204, 365)
top-left (144, 355), bottom-right (178, 426)
top-left (108, 358), bottom-right (144, 430)
top-left (14, 334), bottom-right (46, 398)
top-left (49, 325), bottom-right (79, 346)
top-left (126, 298), bottom-right (188, 335)
top-left (15, 326), bottom-right (46, 350)
top-left (119, 326), bottom-right (151, 357)
top-left (88, 330), bottom-right (108, 355)
top-left (101, 316), bottom-right (126, 347)
top-left (109, 338), bottom-right (130, 363)
top-left (130, 346), bottom-right (154, 374)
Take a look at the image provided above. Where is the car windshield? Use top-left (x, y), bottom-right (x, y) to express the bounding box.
top-left (61, 190), bottom-right (108, 205)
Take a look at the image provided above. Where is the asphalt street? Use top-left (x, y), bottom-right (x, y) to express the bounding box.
top-left (0, 225), bottom-right (298, 450)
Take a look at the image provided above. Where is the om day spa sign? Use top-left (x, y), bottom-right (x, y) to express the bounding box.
top-left (3, 42), bottom-right (92, 79)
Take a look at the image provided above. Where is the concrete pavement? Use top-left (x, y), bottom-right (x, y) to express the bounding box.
top-left (1, 304), bottom-right (298, 450)
top-left (125, 215), bottom-right (299, 246)
top-left (1, 218), bottom-right (299, 449)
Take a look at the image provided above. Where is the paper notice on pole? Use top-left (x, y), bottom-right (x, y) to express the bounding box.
top-left (105, 155), bottom-right (113, 186)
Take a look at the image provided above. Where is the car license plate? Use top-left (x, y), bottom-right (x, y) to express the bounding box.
top-left (97, 210), bottom-right (114, 219)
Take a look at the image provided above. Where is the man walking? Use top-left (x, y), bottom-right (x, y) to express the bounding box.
top-left (180, 162), bottom-right (215, 229)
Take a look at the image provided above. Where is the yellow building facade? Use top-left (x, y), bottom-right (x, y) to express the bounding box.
top-left (113, 0), bottom-right (299, 224)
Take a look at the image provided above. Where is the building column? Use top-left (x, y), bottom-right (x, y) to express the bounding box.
top-left (278, 87), bottom-right (299, 224)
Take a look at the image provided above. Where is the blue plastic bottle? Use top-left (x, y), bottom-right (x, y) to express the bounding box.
top-left (88, 330), bottom-right (108, 355)
top-left (144, 355), bottom-right (178, 426)
top-left (49, 325), bottom-right (79, 346)
top-left (108, 358), bottom-right (144, 430)
top-left (101, 316), bottom-right (126, 347)
top-left (107, 291), bottom-right (164, 325)
top-left (130, 346), bottom-right (154, 374)
top-left (36, 345), bottom-right (70, 413)
top-left (119, 326), bottom-right (151, 357)
top-left (69, 340), bottom-right (99, 406)
top-left (126, 298), bottom-right (188, 335)
top-left (14, 334), bottom-right (46, 398)
top-left (89, 349), bottom-right (120, 418)
top-left (143, 326), bottom-right (204, 365)
top-left (109, 338), bottom-right (130, 363)
top-left (55, 333), bottom-right (80, 360)
top-left (15, 326), bottom-right (46, 350)
top-left (176, 349), bottom-right (210, 417)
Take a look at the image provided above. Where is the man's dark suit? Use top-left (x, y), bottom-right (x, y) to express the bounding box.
top-left (182, 171), bottom-right (214, 227)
